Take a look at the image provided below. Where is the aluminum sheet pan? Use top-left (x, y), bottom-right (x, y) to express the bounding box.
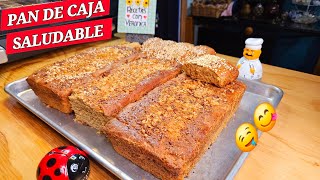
top-left (5, 78), bottom-right (283, 180)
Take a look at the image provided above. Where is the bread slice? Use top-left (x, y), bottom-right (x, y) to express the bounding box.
top-left (27, 45), bottom-right (140, 113)
top-left (69, 58), bottom-right (182, 131)
top-left (103, 74), bottom-right (246, 180)
top-left (182, 54), bottom-right (239, 87)
top-left (142, 38), bottom-right (216, 64)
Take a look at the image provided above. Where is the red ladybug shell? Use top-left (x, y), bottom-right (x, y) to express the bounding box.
top-left (50, 146), bottom-right (87, 157)
top-left (37, 146), bottom-right (89, 180)
top-left (37, 152), bottom-right (69, 180)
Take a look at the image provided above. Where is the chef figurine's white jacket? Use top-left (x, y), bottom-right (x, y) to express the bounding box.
top-left (237, 57), bottom-right (263, 80)
top-left (237, 38), bottom-right (264, 80)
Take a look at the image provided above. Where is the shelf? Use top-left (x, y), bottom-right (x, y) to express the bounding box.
top-left (192, 16), bottom-right (320, 35)
top-left (292, 2), bottom-right (320, 7)
top-left (292, 2), bottom-right (320, 6)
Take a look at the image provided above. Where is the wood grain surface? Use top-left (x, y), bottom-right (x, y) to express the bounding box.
top-left (0, 38), bottom-right (319, 180)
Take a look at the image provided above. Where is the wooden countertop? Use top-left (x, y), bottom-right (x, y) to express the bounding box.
top-left (0, 38), bottom-right (319, 179)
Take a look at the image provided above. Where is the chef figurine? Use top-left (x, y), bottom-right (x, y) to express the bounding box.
top-left (237, 38), bottom-right (264, 80)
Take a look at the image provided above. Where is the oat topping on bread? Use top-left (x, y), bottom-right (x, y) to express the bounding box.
top-left (182, 54), bottom-right (239, 87)
top-left (105, 74), bottom-right (246, 180)
top-left (31, 47), bottom-right (135, 88)
top-left (69, 57), bottom-right (181, 130)
top-left (72, 58), bottom-right (179, 111)
top-left (187, 54), bottom-right (234, 71)
top-left (142, 38), bottom-right (216, 64)
top-left (27, 45), bottom-right (139, 113)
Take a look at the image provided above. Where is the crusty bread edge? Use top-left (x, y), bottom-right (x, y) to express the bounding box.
top-left (181, 82), bottom-right (246, 178)
top-left (182, 56), bottom-right (239, 88)
top-left (26, 76), bottom-right (73, 113)
top-left (26, 45), bottom-right (141, 114)
top-left (104, 81), bottom-right (246, 179)
top-left (101, 67), bottom-right (182, 118)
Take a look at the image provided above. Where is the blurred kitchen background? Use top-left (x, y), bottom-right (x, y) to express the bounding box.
top-left (0, 0), bottom-right (319, 75)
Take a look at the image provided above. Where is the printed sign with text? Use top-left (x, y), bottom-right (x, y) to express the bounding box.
top-left (0, 0), bottom-right (112, 55)
top-left (117, 0), bottom-right (157, 34)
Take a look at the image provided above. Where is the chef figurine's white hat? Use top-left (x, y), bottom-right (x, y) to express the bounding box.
top-left (245, 38), bottom-right (264, 50)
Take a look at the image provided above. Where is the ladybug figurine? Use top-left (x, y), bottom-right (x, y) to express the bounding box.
top-left (37, 146), bottom-right (90, 180)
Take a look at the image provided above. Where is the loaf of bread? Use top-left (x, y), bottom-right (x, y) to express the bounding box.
top-left (27, 38), bottom-right (245, 179)
top-left (69, 57), bottom-right (181, 131)
top-left (182, 54), bottom-right (239, 87)
top-left (142, 38), bottom-right (216, 64)
top-left (27, 45), bottom-right (139, 113)
top-left (104, 74), bottom-right (246, 180)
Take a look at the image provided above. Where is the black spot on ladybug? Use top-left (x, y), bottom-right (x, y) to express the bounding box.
top-left (46, 158), bottom-right (56, 167)
top-left (37, 167), bottom-right (40, 176)
top-left (54, 168), bottom-right (61, 176)
top-left (42, 175), bottom-right (52, 180)
top-left (58, 146), bottom-right (67, 149)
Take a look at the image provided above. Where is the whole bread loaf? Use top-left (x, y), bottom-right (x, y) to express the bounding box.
top-left (104, 74), bottom-right (246, 180)
top-left (27, 45), bottom-right (139, 113)
top-left (69, 57), bottom-right (181, 131)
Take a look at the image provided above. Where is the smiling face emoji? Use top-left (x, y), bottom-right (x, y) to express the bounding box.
top-left (254, 103), bottom-right (277, 132)
top-left (235, 123), bottom-right (258, 152)
top-left (243, 48), bottom-right (261, 60)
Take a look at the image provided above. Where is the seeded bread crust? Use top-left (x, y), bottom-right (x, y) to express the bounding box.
top-left (27, 45), bottom-right (139, 113)
top-left (69, 58), bottom-right (182, 131)
top-left (104, 74), bottom-right (246, 180)
top-left (182, 54), bottom-right (239, 87)
top-left (142, 38), bottom-right (216, 64)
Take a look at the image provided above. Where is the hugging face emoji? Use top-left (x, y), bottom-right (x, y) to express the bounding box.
top-left (254, 103), bottom-right (277, 132)
top-left (143, 0), bottom-right (149, 8)
top-left (235, 123), bottom-right (258, 152)
top-left (126, 0), bottom-right (133, 6)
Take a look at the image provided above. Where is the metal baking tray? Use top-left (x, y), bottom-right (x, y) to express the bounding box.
top-left (5, 78), bottom-right (283, 180)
